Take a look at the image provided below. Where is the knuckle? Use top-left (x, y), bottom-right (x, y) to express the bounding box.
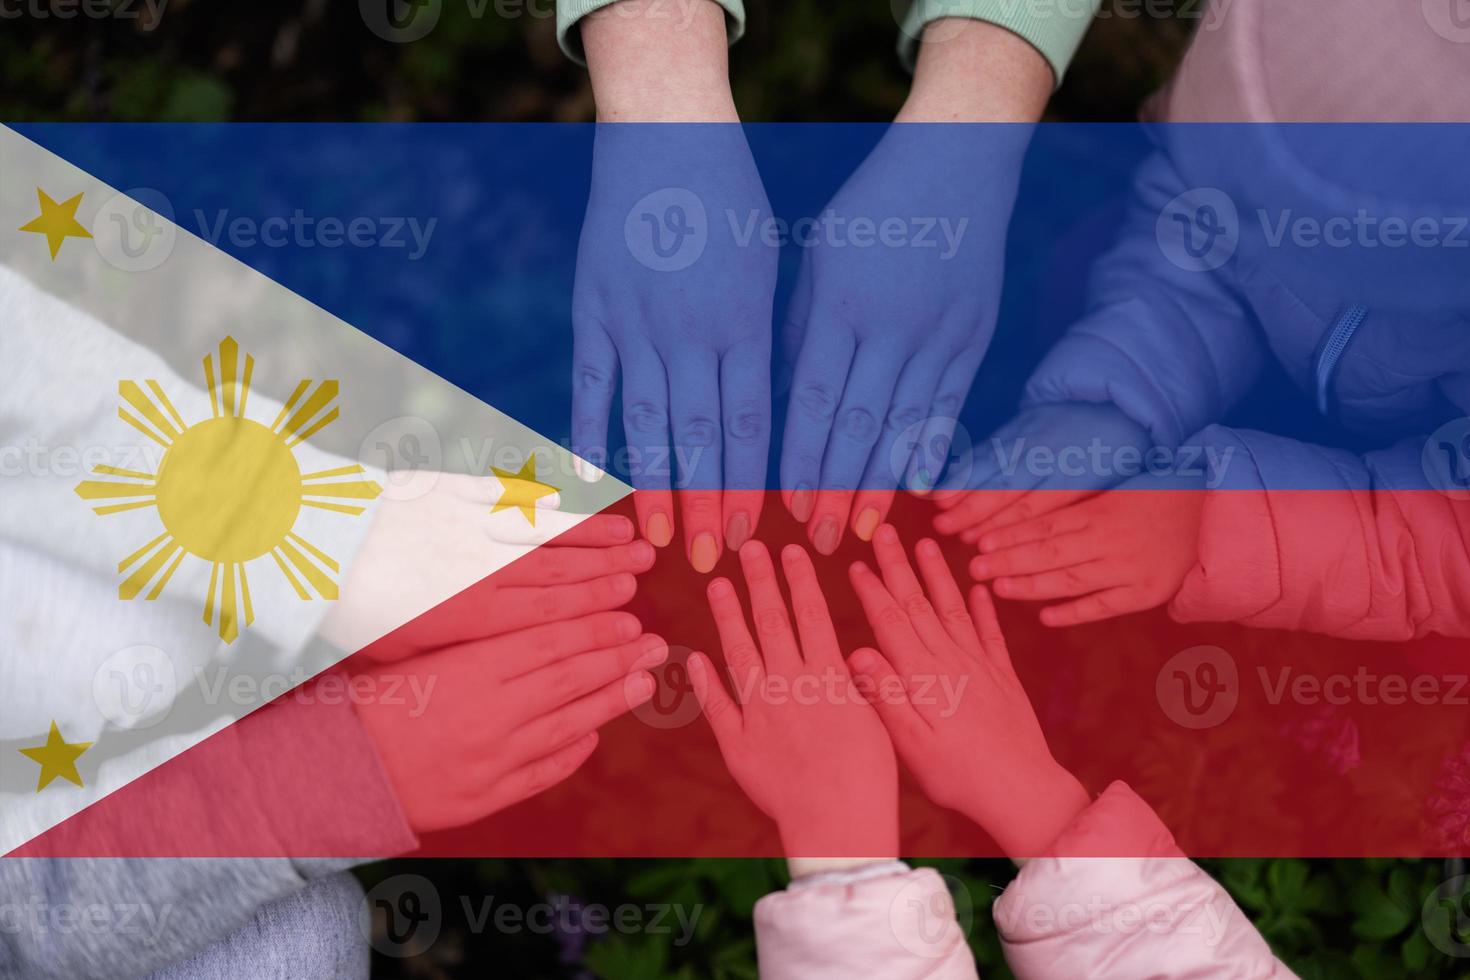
top-left (724, 401), bottom-right (769, 445)
top-left (885, 403), bottom-right (924, 433)
top-left (796, 382), bottom-right (839, 421)
top-left (837, 407), bottom-right (879, 442)
top-left (728, 641), bottom-right (760, 667)
top-left (574, 361), bottom-right (614, 393)
top-left (933, 393), bottom-right (963, 415)
top-left (875, 604), bottom-right (909, 629)
top-left (901, 594), bottom-right (934, 618)
top-left (679, 415), bottom-right (719, 448)
top-left (795, 601), bottom-right (829, 628)
top-left (533, 590), bottom-right (562, 620)
top-left (624, 400), bottom-right (668, 434)
top-left (754, 607), bottom-right (789, 638)
top-left (939, 599), bottom-right (968, 622)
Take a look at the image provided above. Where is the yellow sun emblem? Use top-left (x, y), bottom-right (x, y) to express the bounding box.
top-left (74, 337), bottom-right (383, 644)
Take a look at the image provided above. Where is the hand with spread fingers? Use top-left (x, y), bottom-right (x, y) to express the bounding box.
top-left (688, 541), bottom-right (900, 860)
top-left (846, 524), bottom-right (1089, 860)
top-left (967, 470), bottom-right (1204, 628)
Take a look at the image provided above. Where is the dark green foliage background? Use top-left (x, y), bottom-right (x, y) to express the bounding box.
top-left (6, 2), bottom-right (1466, 976)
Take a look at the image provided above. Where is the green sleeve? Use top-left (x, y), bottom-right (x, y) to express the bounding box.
top-left (897, 0), bottom-right (1101, 86)
top-left (557, 0), bottom-right (746, 66)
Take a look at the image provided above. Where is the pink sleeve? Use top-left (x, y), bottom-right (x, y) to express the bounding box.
top-left (1168, 426), bottom-right (1470, 640)
top-left (754, 866), bottom-right (979, 980)
top-left (995, 782), bottom-right (1296, 979)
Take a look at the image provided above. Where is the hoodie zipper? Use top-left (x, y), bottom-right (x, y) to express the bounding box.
top-left (1316, 304), bottom-right (1368, 416)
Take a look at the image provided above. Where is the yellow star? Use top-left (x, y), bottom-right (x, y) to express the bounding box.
top-left (19, 722), bottom-right (93, 791)
top-left (18, 188), bottom-right (93, 260)
top-left (491, 453), bottom-right (558, 525)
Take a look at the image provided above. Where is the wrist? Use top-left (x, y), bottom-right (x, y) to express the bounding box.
top-left (899, 19), bottom-right (1052, 124)
top-left (957, 761), bottom-right (1090, 862)
top-left (584, 0), bottom-right (738, 122)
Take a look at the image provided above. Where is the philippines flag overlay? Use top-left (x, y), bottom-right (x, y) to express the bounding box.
top-left (1, 118), bottom-right (1469, 876)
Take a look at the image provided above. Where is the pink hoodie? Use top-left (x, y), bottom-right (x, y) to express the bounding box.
top-left (754, 783), bottom-right (1294, 978)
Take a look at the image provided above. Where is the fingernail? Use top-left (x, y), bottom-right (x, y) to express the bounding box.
top-left (691, 532), bottom-right (720, 574)
top-left (631, 540), bottom-right (655, 566)
top-left (933, 514), bottom-right (955, 534)
top-left (813, 517), bottom-right (840, 556)
top-left (617, 616), bottom-right (642, 641)
top-left (646, 512), bottom-right (673, 548)
top-left (850, 649), bottom-right (876, 673)
top-left (572, 455), bottom-right (605, 483)
top-left (970, 558), bottom-right (990, 578)
top-left (875, 522), bottom-right (898, 545)
top-left (853, 508), bottom-right (880, 542)
top-left (707, 577), bottom-right (733, 599)
top-left (791, 484), bottom-right (814, 522)
top-left (725, 511), bottom-right (751, 552)
top-left (612, 516), bottom-right (635, 541)
top-left (633, 638), bottom-right (669, 670)
top-left (627, 672), bottom-right (656, 704)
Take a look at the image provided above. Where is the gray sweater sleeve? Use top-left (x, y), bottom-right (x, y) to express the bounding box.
top-left (0, 693), bottom-right (417, 979)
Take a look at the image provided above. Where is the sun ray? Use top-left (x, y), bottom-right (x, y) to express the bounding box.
top-left (276, 538), bottom-right (338, 600)
top-left (302, 464), bottom-right (366, 480)
top-left (118, 531), bottom-right (170, 572)
top-left (238, 563), bottom-right (255, 628)
top-left (119, 407), bottom-right (172, 448)
top-left (287, 531), bottom-right (339, 573)
top-left (271, 547), bottom-right (310, 600)
top-left (145, 548), bottom-right (187, 600)
top-left (204, 562), bottom-right (220, 627)
top-left (285, 406), bottom-right (338, 449)
top-left (120, 381), bottom-right (183, 443)
top-left (269, 380), bottom-right (311, 433)
top-left (220, 337), bottom-right (238, 417)
top-left (93, 499), bottom-right (157, 515)
top-left (92, 464), bottom-right (156, 481)
top-left (238, 354), bottom-right (255, 421)
top-left (146, 380), bottom-right (188, 433)
top-left (204, 353), bottom-right (219, 419)
top-left (219, 561), bottom-right (238, 643)
top-left (76, 477), bottom-right (156, 502)
top-left (120, 539), bottom-right (181, 600)
top-left (279, 381), bottom-right (338, 443)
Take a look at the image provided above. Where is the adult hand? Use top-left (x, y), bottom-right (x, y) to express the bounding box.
top-left (688, 541), bottom-right (899, 857)
top-left (356, 617), bottom-right (667, 833)
top-left (322, 474), bottom-right (654, 658)
top-left (968, 470), bottom-right (1204, 628)
top-left (846, 524), bottom-right (1088, 859)
top-left (777, 123), bottom-right (1024, 555)
top-left (573, 1), bottom-right (776, 572)
top-left (932, 401), bottom-right (1152, 543)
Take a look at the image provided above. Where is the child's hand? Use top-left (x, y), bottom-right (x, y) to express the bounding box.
top-left (933, 402), bottom-right (1151, 542)
top-left (968, 472), bottom-right (1204, 627)
top-left (846, 525), bottom-right (1088, 859)
top-left (356, 617), bottom-right (667, 833)
top-left (689, 542), bottom-right (900, 859)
